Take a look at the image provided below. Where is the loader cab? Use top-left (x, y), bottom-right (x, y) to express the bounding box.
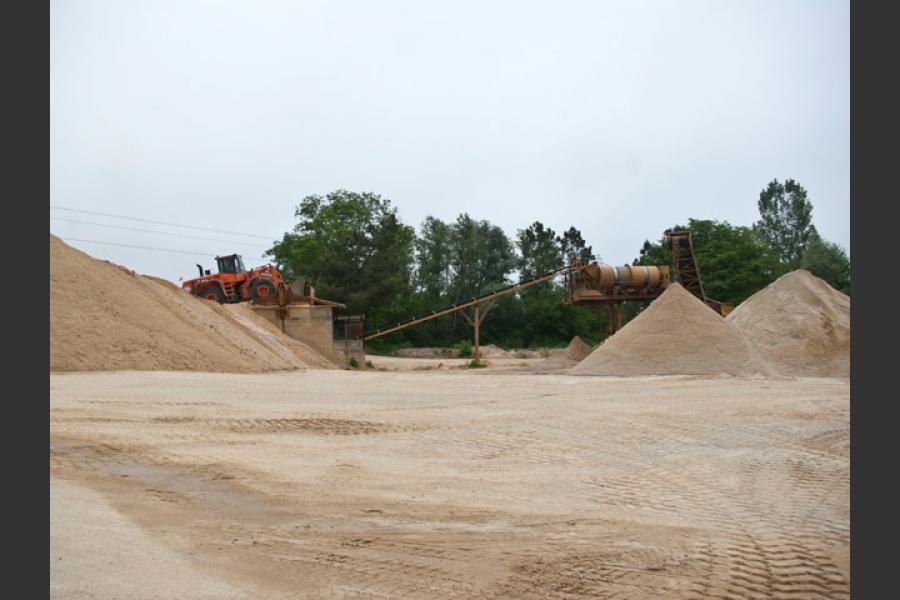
top-left (216, 254), bottom-right (245, 275)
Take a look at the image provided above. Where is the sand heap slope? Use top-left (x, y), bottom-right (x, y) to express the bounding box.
top-left (727, 270), bottom-right (850, 377)
top-left (571, 283), bottom-right (770, 377)
top-left (531, 336), bottom-right (595, 372)
top-left (561, 335), bottom-right (593, 362)
top-left (545, 336), bottom-right (594, 363)
top-left (50, 235), bottom-right (337, 372)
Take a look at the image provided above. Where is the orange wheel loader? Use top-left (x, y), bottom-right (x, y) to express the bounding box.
top-left (181, 254), bottom-right (285, 304)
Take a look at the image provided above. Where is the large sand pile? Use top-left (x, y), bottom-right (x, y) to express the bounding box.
top-left (50, 235), bottom-right (338, 372)
top-left (727, 270), bottom-right (850, 377)
top-left (571, 283), bottom-right (770, 377)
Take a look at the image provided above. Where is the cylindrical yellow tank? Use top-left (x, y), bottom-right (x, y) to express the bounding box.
top-left (597, 265), bottom-right (616, 289)
top-left (579, 264), bottom-right (667, 292)
top-left (630, 266), bottom-right (646, 287)
top-left (627, 265), bottom-right (662, 288)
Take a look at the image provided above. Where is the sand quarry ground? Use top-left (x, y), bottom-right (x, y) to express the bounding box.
top-left (50, 238), bottom-right (850, 598)
top-left (51, 366), bottom-right (850, 599)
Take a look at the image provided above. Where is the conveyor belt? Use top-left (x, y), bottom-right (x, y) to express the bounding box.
top-left (362, 264), bottom-right (584, 341)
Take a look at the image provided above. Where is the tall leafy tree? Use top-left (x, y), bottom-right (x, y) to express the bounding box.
top-left (515, 222), bottom-right (563, 344)
top-left (414, 216), bottom-right (452, 299)
top-left (514, 222), bottom-right (610, 346)
top-left (754, 179), bottom-right (817, 264)
top-left (517, 221), bottom-right (563, 280)
top-left (557, 226), bottom-right (595, 265)
top-left (634, 219), bottom-right (782, 305)
top-left (266, 190), bottom-right (415, 321)
top-left (400, 216), bottom-right (455, 346)
top-left (428, 214), bottom-right (515, 345)
top-left (802, 232), bottom-right (850, 295)
top-left (447, 213), bottom-right (516, 300)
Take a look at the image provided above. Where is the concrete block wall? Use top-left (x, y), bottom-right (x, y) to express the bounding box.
top-left (333, 339), bottom-right (366, 368)
top-left (252, 304), bottom-right (347, 366)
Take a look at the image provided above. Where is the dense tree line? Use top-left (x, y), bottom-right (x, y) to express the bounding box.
top-left (267, 181), bottom-right (849, 352)
top-left (634, 179), bottom-right (849, 302)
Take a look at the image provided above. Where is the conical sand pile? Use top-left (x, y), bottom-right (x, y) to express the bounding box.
top-left (727, 270), bottom-right (850, 377)
top-left (562, 336), bottom-right (593, 361)
top-left (530, 336), bottom-right (594, 372)
top-left (50, 235), bottom-right (337, 372)
top-left (571, 283), bottom-right (770, 377)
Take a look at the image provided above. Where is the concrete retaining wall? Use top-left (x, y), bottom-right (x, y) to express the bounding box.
top-left (333, 339), bottom-right (366, 368)
top-left (252, 304), bottom-right (348, 366)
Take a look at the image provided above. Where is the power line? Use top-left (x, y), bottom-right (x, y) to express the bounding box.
top-left (61, 237), bottom-right (274, 263)
top-left (50, 205), bottom-right (279, 240)
top-left (51, 216), bottom-right (271, 248)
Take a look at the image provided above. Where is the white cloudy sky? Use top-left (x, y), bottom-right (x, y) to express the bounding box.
top-left (51, 0), bottom-right (849, 283)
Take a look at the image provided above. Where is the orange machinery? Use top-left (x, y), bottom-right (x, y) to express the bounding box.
top-left (181, 253), bottom-right (284, 303)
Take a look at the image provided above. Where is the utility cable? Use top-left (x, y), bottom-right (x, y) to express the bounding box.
top-left (51, 216), bottom-right (271, 248)
top-left (50, 205), bottom-right (278, 240)
top-left (60, 237), bottom-right (273, 263)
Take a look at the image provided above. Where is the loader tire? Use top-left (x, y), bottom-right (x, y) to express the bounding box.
top-left (199, 286), bottom-right (225, 303)
top-left (251, 279), bottom-right (277, 300)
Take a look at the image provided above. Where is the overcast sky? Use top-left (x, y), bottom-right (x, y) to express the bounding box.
top-left (51, 0), bottom-right (849, 284)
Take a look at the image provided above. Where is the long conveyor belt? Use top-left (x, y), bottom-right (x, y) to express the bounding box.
top-left (362, 264), bottom-right (583, 341)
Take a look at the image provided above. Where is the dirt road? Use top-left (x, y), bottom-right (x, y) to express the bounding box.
top-left (50, 370), bottom-right (849, 599)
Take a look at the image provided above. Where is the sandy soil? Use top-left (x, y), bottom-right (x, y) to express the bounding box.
top-left (50, 235), bottom-right (335, 373)
top-left (365, 355), bottom-right (545, 372)
top-left (571, 284), bottom-right (771, 377)
top-left (51, 369), bottom-right (849, 599)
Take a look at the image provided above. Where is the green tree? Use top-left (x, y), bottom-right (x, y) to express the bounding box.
top-left (515, 222), bottom-right (562, 345)
top-left (635, 238), bottom-right (673, 270)
top-left (400, 216), bottom-right (455, 346)
top-left (517, 221), bottom-right (563, 281)
top-left (801, 232), bottom-right (850, 295)
top-left (635, 219), bottom-right (783, 305)
top-left (557, 226), bottom-right (595, 265)
top-left (411, 214), bottom-right (515, 347)
top-left (754, 179), bottom-right (817, 264)
top-left (413, 216), bottom-right (452, 299)
top-left (513, 222), bottom-right (612, 346)
top-left (447, 213), bottom-right (516, 300)
top-left (266, 190), bottom-right (415, 322)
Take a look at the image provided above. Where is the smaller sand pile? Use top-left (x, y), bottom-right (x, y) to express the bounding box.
top-left (478, 344), bottom-right (511, 358)
top-left (561, 336), bottom-right (593, 362)
top-left (511, 349), bottom-right (547, 358)
top-left (726, 270), bottom-right (850, 377)
top-left (532, 336), bottom-right (595, 372)
top-left (571, 283), bottom-right (770, 377)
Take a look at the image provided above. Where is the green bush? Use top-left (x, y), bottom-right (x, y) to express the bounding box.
top-left (365, 360), bottom-right (374, 369)
top-left (457, 340), bottom-right (472, 358)
top-left (349, 357), bottom-right (359, 369)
